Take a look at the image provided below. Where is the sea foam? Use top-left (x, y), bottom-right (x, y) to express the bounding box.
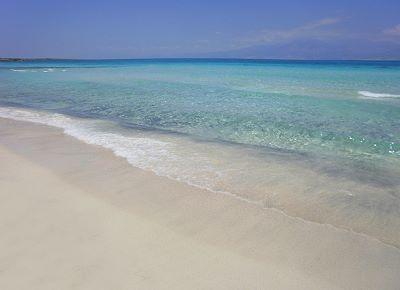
top-left (10, 69), bottom-right (27, 72)
top-left (358, 91), bottom-right (400, 99)
top-left (0, 107), bottom-right (172, 171)
top-left (0, 106), bottom-right (261, 205)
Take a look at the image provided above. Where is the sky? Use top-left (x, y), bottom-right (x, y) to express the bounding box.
top-left (1, 0), bottom-right (400, 59)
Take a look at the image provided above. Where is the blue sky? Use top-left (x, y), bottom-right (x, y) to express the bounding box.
top-left (1, 0), bottom-right (400, 59)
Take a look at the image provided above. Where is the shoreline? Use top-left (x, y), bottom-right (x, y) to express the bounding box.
top-left (1, 117), bottom-right (400, 289)
top-left (1, 107), bottom-right (399, 249)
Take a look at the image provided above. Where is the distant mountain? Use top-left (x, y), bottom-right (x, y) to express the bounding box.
top-left (203, 38), bottom-right (400, 60)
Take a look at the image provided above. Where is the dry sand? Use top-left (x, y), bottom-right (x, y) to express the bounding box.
top-left (0, 117), bottom-right (399, 290)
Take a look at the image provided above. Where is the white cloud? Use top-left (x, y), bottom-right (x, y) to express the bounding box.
top-left (383, 24), bottom-right (400, 36)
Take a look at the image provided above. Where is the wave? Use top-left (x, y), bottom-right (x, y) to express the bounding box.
top-left (10, 68), bottom-right (63, 73)
top-left (0, 107), bottom-right (173, 171)
top-left (10, 69), bottom-right (28, 72)
top-left (0, 106), bottom-right (258, 204)
top-left (358, 91), bottom-right (400, 99)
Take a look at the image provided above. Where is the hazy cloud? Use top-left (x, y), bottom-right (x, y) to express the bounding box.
top-left (300, 17), bottom-right (341, 29)
top-left (235, 17), bottom-right (342, 48)
top-left (383, 24), bottom-right (400, 36)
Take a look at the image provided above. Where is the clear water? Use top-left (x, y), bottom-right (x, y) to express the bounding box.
top-left (1, 59), bottom-right (400, 247)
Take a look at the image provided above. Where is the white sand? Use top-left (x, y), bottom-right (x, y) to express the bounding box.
top-left (0, 118), bottom-right (399, 290)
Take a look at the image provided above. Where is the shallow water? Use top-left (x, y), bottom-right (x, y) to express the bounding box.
top-left (1, 59), bottom-right (399, 247)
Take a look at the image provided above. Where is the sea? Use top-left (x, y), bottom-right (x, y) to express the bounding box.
top-left (1, 59), bottom-right (399, 247)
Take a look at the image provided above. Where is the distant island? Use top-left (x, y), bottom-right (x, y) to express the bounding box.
top-left (0, 58), bottom-right (56, 62)
top-left (0, 58), bottom-right (28, 62)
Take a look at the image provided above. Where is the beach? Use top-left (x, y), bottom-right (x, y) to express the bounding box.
top-left (2, 0), bottom-right (400, 286)
top-left (1, 117), bottom-right (400, 289)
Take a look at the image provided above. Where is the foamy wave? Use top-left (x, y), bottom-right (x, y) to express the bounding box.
top-left (0, 107), bottom-right (172, 170)
top-left (10, 68), bottom-right (61, 73)
top-left (0, 106), bottom-right (263, 208)
top-left (0, 107), bottom-right (247, 200)
top-left (358, 91), bottom-right (400, 99)
top-left (10, 69), bottom-right (27, 72)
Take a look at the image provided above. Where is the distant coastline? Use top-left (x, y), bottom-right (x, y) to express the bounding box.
top-left (0, 58), bottom-right (55, 62)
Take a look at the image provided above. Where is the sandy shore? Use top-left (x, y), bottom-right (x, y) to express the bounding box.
top-left (0, 117), bottom-right (399, 290)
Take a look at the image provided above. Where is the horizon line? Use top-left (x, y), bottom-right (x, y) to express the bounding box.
top-left (1, 57), bottom-right (400, 62)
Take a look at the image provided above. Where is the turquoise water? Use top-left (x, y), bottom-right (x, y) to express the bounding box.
top-left (1, 59), bottom-right (400, 246)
